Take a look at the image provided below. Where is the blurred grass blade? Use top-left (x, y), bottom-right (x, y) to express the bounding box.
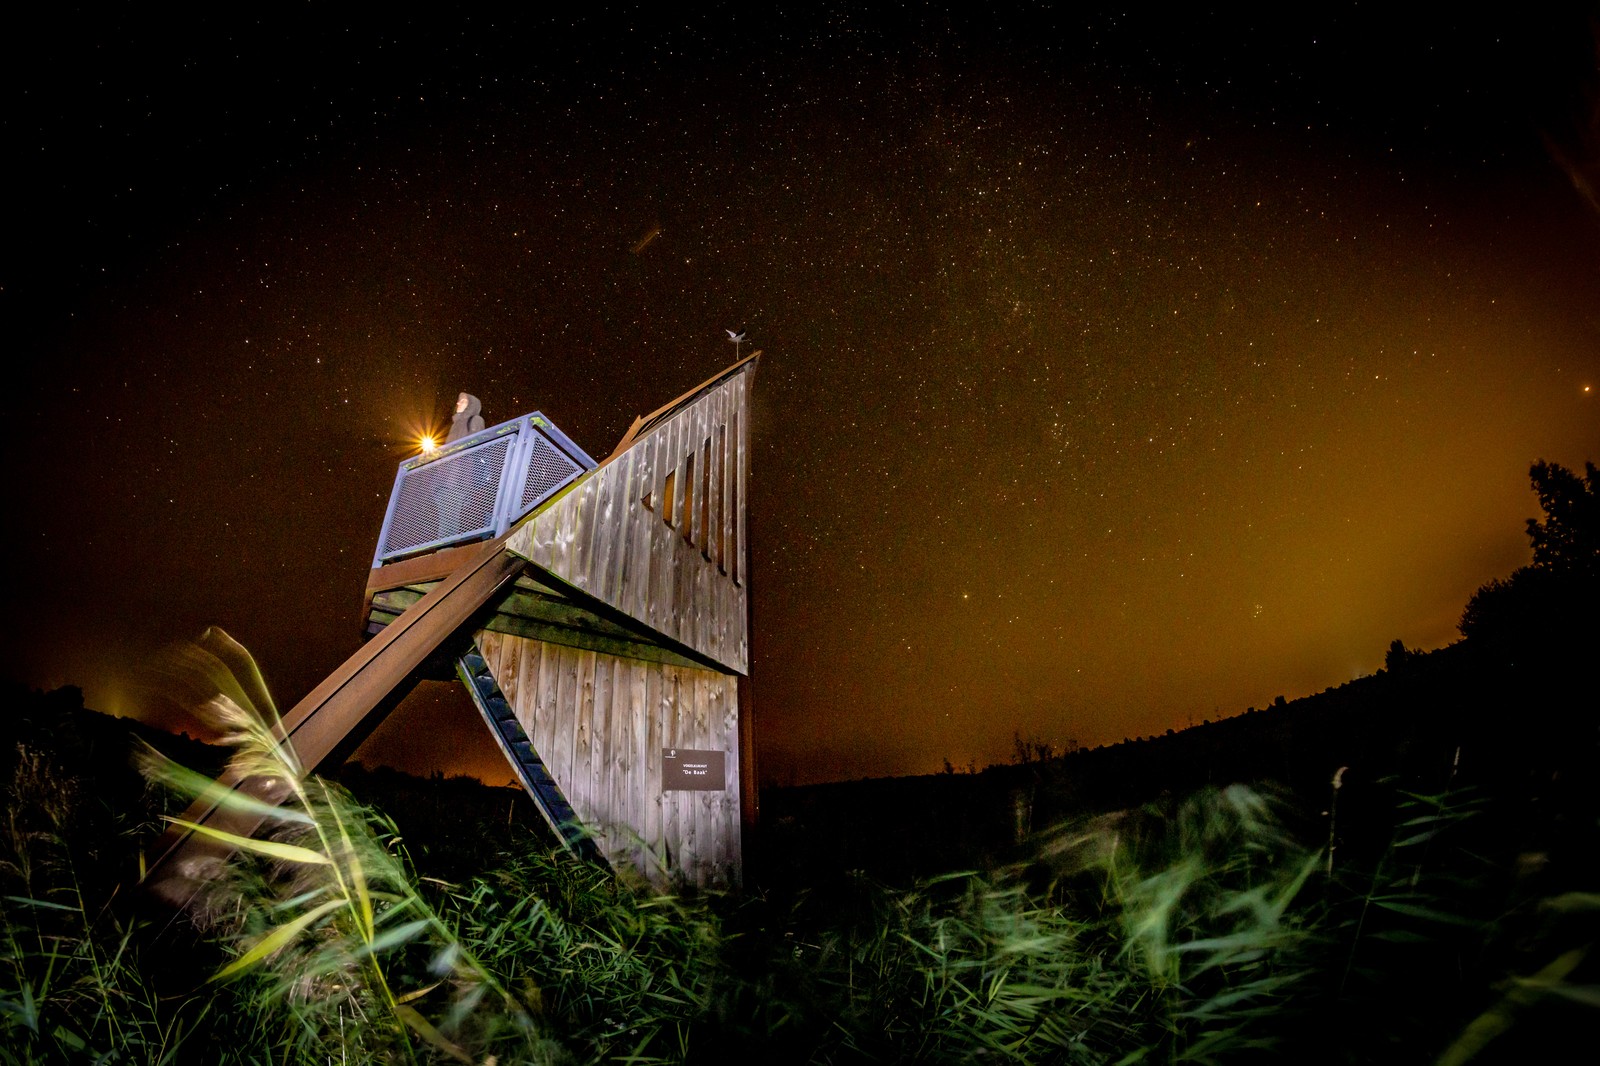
top-left (212, 898), bottom-right (347, 982)
top-left (349, 918), bottom-right (432, 961)
top-left (1435, 948), bottom-right (1590, 1066)
top-left (3, 895), bottom-right (80, 913)
top-left (139, 744), bottom-right (312, 825)
top-left (325, 787), bottom-right (375, 934)
top-left (1542, 892), bottom-right (1600, 913)
top-left (394, 1004), bottom-right (472, 1063)
top-left (163, 818), bottom-right (331, 866)
top-left (197, 626), bottom-right (280, 724)
top-left (1370, 898), bottom-right (1480, 926)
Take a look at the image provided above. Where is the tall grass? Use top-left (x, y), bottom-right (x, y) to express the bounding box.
top-left (1, 745), bottom-right (202, 1064)
top-left (4, 631), bottom-right (1595, 1062)
top-left (140, 628), bottom-right (556, 1064)
top-left (423, 784), bottom-right (1325, 1064)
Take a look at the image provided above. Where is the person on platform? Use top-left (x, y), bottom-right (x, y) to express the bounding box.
top-left (436, 392), bottom-right (489, 538)
top-left (446, 392), bottom-right (486, 442)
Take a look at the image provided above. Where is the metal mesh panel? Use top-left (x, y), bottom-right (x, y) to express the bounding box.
top-left (380, 438), bottom-right (510, 556)
top-left (373, 416), bottom-right (595, 567)
top-left (518, 433), bottom-right (583, 514)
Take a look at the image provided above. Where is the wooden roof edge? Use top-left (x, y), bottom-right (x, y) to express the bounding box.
top-left (605, 351), bottom-right (761, 463)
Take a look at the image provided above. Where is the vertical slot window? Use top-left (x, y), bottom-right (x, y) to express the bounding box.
top-left (681, 452), bottom-right (695, 542)
top-left (714, 425), bottom-right (727, 572)
top-left (699, 437), bottom-right (713, 559)
top-left (729, 411), bottom-right (741, 586)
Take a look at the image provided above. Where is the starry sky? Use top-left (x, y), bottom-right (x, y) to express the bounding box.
top-left (5, 6), bottom-right (1598, 786)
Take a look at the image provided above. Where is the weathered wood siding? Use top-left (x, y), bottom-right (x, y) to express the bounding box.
top-left (505, 364), bottom-right (752, 674)
top-left (476, 629), bottom-right (742, 888)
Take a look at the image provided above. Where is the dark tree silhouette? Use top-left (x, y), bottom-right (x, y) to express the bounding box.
top-left (1384, 638), bottom-right (1421, 673)
top-left (1525, 460), bottom-right (1600, 577)
top-left (1460, 460), bottom-right (1599, 647)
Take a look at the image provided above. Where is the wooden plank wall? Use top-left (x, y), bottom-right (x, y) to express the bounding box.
top-left (506, 366), bottom-right (752, 675)
top-left (476, 629), bottom-right (742, 888)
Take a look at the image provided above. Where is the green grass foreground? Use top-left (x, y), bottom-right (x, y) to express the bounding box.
top-left (5, 714), bottom-right (1597, 1064)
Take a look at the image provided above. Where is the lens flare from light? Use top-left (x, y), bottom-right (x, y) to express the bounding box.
top-left (420, 435), bottom-right (438, 454)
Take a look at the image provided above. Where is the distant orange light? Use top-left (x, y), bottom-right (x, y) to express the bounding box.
top-left (420, 435), bottom-right (438, 454)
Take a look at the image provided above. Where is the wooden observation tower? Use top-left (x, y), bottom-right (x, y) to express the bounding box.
top-left (147, 355), bottom-right (758, 898)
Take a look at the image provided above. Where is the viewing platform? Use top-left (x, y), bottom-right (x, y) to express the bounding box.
top-left (372, 412), bottom-right (597, 567)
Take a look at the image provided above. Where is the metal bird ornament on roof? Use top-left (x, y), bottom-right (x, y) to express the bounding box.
top-left (725, 329), bottom-right (747, 357)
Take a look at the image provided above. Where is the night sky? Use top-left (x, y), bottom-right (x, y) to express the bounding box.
top-left (6, 7), bottom-right (1597, 786)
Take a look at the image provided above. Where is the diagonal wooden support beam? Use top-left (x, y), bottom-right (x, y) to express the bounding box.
top-left (143, 534), bottom-right (528, 909)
